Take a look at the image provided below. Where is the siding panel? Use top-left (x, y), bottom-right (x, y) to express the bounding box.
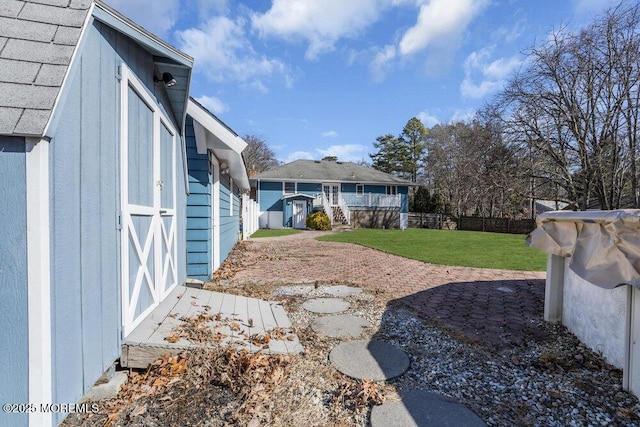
top-left (259, 181), bottom-right (283, 212)
top-left (219, 177), bottom-right (239, 262)
top-left (50, 63), bottom-right (84, 410)
top-left (0, 137), bottom-right (28, 427)
top-left (297, 182), bottom-right (321, 194)
top-left (185, 117), bottom-right (212, 281)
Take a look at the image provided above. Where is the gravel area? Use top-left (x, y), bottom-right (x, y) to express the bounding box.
top-left (282, 284), bottom-right (640, 426)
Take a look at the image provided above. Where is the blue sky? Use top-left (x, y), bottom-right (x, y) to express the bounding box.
top-left (104, 0), bottom-right (621, 164)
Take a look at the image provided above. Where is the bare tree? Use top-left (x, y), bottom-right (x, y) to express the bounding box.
top-left (241, 134), bottom-right (281, 173)
top-left (498, 2), bottom-right (640, 210)
top-left (423, 119), bottom-right (526, 218)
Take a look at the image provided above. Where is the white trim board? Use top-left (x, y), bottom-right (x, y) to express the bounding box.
top-left (26, 137), bottom-right (53, 427)
top-left (625, 286), bottom-right (640, 397)
top-left (211, 153), bottom-right (221, 272)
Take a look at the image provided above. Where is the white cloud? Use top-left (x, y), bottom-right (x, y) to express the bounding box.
top-left (104, 0), bottom-right (180, 37)
top-left (283, 151), bottom-right (316, 163)
top-left (176, 16), bottom-right (290, 91)
top-left (417, 111), bottom-right (440, 128)
top-left (369, 45), bottom-right (397, 82)
top-left (316, 144), bottom-right (368, 162)
top-left (399, 0), bottom-right (489, 56)
top-left (194, 0), bottom-right (228, 16)
top-left (492, 21), bottom-right (526, 45)
top-left (460, 48), bottom-right (522, 99)
top-left (195, 95), bottom-right (228, 115)
top-left (322, 130), bottom-right (339, 138)
top-left (282, 144), bottom-right (368, 163)
top-left (251, 0), bottom-right (386, 60)
top-left (450, 109), bottom-right (476, 123)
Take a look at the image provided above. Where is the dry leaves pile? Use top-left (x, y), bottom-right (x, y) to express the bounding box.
top-left (68, 347), bottom-right (298, 426)
top-left (332, 379), bottom-right (385, 410)
top-left (186, 347), bottom-right (293, 424)
top-left (212, 242), bottom-right (249, 281)
top-left (105, 353), bottom-right (188, 424)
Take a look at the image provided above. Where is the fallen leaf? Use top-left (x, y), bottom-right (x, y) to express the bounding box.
top-left (130, 404), bottom-right (147, 417)
top-left (165, 334), bottom-right (180, 343)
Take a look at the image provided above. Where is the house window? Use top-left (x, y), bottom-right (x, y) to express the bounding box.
top-left (284, 181), bottom-right (296, 194)
top-left (356, 184), bottom-right (364, 195)
top-left (386, 185), bottom-right (397, 195)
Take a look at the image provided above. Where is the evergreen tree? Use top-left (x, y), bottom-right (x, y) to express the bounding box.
top-left (369, 134), bottom-right (409, 176)
top-left (399, 117), bottom-right (428, 182)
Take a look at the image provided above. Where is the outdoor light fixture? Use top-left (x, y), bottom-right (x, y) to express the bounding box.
top-left (154, 72), bottom-right (176, 88)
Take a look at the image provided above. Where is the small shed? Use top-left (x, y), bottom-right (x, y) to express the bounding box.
top-left (0, 1), bottom-right (192, 425)
top-left (282, 193), bottom-right (316, 228)
top-left (527, 210), bottom-right (640, 398)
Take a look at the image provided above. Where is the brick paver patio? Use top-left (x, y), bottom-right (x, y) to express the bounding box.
top-left (231, 231), bottom-right (548, 347)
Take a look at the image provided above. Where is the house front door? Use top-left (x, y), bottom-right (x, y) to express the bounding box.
top-left (293, 200), bottom-right (307, 229)
top-left (120, 67), bottom-right (178, 337)
top-left (323, 184), bottom-right (339, 206)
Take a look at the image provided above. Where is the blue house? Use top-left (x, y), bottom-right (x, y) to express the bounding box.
top-left (252, 159), bottom-right (412, 229)
top-left (185, 99), bottom-right (249, 281)
top-left (0, 1), bottom-right (201, 425)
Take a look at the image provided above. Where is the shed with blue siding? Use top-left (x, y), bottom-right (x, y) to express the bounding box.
top-left (0, 1), bottom-right (192, 426)
top-left (185, 99), bottom-right (249, 281)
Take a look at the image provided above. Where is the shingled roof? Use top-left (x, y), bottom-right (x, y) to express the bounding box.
top-left (0, 0), bottom-right (92, 136)
top-left (253, 159), bottom-right (413, 185)
top-left (0, 0), bottom-right (193, 137)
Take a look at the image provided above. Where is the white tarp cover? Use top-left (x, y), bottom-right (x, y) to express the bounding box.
top-left (526, 209), bottom-right (640, 289)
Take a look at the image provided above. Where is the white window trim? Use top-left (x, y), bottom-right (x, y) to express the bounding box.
top-left (284, 181), bottom-right (296, 194)
top-left (387, 185), bottom-right (398, 195)
top-left (356, 184), bottom-right (364, 195)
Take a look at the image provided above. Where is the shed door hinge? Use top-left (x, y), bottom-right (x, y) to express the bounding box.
top-left (116, 211), bottom-right (122, 230)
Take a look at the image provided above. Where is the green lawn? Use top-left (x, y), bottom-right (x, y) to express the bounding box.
top-left (317, 228), bottom-right (547, 271)
top-left (250, 228), bottom-right (302, 238)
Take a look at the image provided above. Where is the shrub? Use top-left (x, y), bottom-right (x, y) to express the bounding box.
top-left (306, 211), bottom-right (331, 230)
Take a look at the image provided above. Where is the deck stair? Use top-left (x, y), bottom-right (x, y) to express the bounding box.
top-left (332, 206), bottom-right (349, 225)
top-left (121, 286), bottom-right (303, 369)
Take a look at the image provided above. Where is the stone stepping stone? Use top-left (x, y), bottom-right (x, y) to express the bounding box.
top-left (319, 285), bottom-right (362, 297)
top-left (311, 314), bottom-right (371, 338)
top-left (370, 389), bottom-right (486, 427)
top-left (329, 340), bottom-right (409, 381)
top-left (302, 298), bottom-right (350, 314)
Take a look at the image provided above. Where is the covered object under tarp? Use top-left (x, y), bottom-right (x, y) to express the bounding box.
top-left (527, 209), bottom-right (640, 398)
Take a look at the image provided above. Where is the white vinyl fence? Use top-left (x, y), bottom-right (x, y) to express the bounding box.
top-left (242, 194), bottom-right (259, 239)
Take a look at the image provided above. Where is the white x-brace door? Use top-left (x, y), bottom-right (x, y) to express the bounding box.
top-left (120, 65), bottom-right (178, 337)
